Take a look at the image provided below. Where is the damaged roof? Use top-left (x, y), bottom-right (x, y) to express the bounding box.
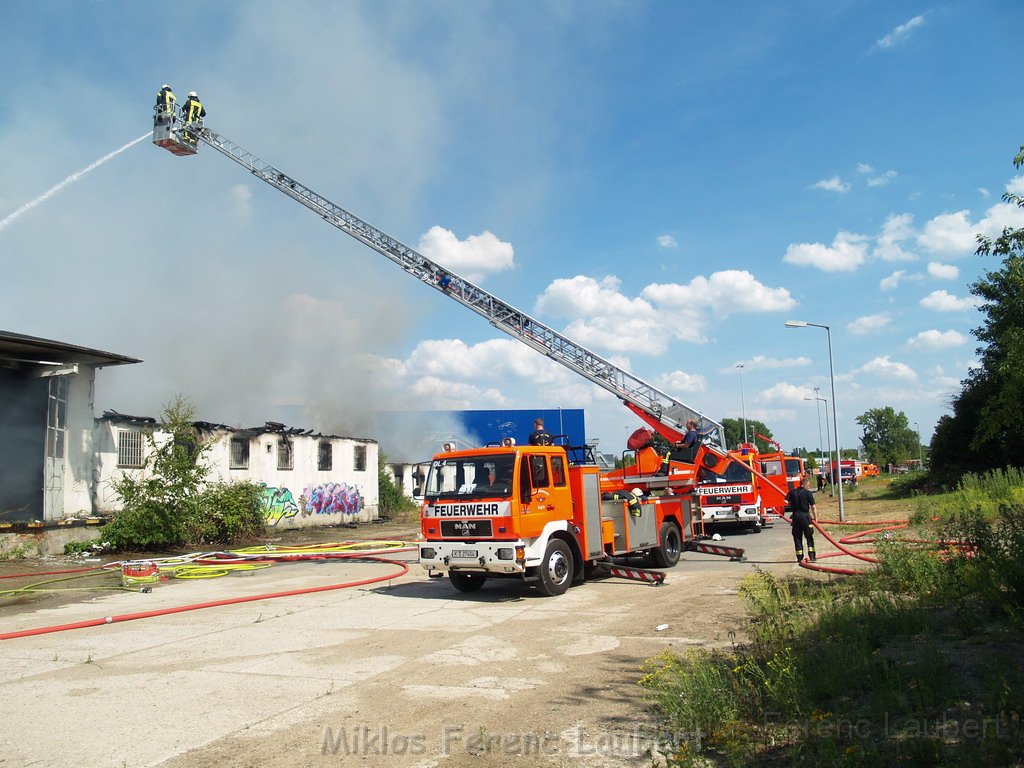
top-left (99, 411), bottom-right (375, 443)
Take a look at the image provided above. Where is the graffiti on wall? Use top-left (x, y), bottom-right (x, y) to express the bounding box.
top-left (260, 483), bottom-right (299, 527)
top-left (260, 482), bottom-right (362, 526)
top-left (303, 482), bottom-right (362, 517)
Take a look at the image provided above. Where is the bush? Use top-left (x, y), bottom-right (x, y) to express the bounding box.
top-left (102, 396), bottom-right (266, 551)
top-left (887, 471), bottom-right (935, 497)
top-left (183, 482), bottom-right (265, 545)
top-left (378, 454), bottom-right (419, 522)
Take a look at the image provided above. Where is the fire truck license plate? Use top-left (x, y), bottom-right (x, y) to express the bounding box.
top-left (452, 549), bottom-right (477, 558)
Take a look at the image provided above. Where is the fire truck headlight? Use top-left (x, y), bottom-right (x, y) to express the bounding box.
top-left (496, 548), bottom-right (513, 560)
top-left (420, 547), bottom-right (437, 559)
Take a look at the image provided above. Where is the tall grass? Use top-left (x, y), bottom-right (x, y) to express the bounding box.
top-left (640, 502), bottom-right (1024, 766)
top-left (910, 467), bottom-right (1024, 522)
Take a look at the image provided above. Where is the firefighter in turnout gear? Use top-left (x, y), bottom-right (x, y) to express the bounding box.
top-left (785, 476), bottom-right (817, 562)
top-left (183, 91), bottom-right (206, 124)
top-left (155, 84), bottom-right (175, 116)
top-left (527, 418), bottom-right (552, 446)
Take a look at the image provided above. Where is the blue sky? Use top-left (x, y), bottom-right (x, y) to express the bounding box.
top-left (1, 1), bottom-right (1021, 460)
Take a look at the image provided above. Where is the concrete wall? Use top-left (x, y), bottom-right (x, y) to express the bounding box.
top-left (0, 525), bottom-right (100, 558)
top-left (61, 370), bottom-right (98, 520)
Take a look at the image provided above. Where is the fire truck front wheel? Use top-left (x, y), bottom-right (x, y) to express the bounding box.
top-left (650, 521), bottom-right (682, 568)
top-left (448, 571), bottom-right (487, 592)
top-left (537, 539), bottom-right (574, 597)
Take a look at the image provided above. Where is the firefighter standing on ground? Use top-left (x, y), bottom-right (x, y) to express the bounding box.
top-left (183, 91), bottom-right (206, 124)
top-left (786, 476), bottom-right (817, 562)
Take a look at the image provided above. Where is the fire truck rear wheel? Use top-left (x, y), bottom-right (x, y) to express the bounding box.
top-left (651, 521), bottom-right (682, 568)
top-left (448, 571), bottom-right (487, 592)
top-left (538, 539), bottom-right (574, 597)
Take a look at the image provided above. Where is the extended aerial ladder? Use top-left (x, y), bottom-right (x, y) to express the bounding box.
top-left (153, 113), bottom-right (725, 450)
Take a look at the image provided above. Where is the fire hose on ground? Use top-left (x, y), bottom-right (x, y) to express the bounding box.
top-left (773, 513), bottom-right (966, 576)
top-left (0, 541), bottom-right (415, 641)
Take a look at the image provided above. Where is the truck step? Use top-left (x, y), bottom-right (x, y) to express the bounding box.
top-left (686, 541), bottom-right (746, 561)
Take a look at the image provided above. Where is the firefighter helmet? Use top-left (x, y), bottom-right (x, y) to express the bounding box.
top-left (631, 488), bottom-right (643, 497)
top-left (188, 91), bottom-right (198, 98)
top-left (162, 84), bottom-right (171, 90)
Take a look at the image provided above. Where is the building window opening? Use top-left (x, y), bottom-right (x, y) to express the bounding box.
top-left (118, 429), bottom-right (145, 468)
top-left (230, 438), bottom-right (250, 469)
top-left (318, 441), bottom-right (333, 471)
top-left (353, 444), bottom-right (367, 472)
top-left (277, 439), bottom-right (294, 470)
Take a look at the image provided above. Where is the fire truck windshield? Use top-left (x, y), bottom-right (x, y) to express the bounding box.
top-left (423, 454), bottom-right (516, 500)
top-left (699, 458), bottom-right (753, 484)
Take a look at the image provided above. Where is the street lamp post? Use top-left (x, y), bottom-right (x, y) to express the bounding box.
top-left (914, 421), bottom-right (923, 469)
top-left (786, 320), bottom-right (845, 522)
top-left (806, 391), bottom-right (831, 499)
top-left (737, 363), bottom-right (748, 445)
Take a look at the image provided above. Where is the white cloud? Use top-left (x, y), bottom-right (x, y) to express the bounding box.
top-left (978, 187), bottom-right (990, 198)
top-left (916, 211), bottom-right (977, 256)
top-left (642, 270), bottom-right (796, 315)
top-left (409, 338), bottom-right (568, 384)
top-left (873, 213), bottom-right (916, 261)
top-left (857, 356), bottom-right (917, 381)
top-left (812, 175), bottom-right (850, 193)
top-left (657, 234), bottom-right (678, 249)
top-left (847, 313), bottom-right (891, 335)
top-left (876, 15), bottom-right (925, 49)
top-left (416, 226), bottom-right (514, 283)
top-left (534, 271), bottom-right (795, 354)
top-left (879, 270), bottom-right (906, 291)
top-left (926, 262), bottom-right (959, 280)
top-left (783, 231), bottom-right (869, 272)
top-left (905, 329), bottom-right (968, 351)
top-left (867, 170), bottom-right (898, 187)
top-left (725, 355), bottom-right (811, 372)
top-left (1007, 176), bottom-right (1024, 196)
top-left (919, 290), bottom-right (981, 312)
top-left (656, 370), bottom-right (707, 392)
top-left (357, 336), bottom-right (594, 414)
top-left (760, 382), bottom-right (816, 403)
top-left (856, 163), bottom-right (874, 175)
top-left (916, 192), bottom-right (1024, 258)
top-left (535, 275), bottom-right (666, 352)
top-left (410, 375), bottom-right (508, 408)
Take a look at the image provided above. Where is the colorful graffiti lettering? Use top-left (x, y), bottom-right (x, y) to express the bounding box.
top-left (261, 483), bottom-right (299, 526)
top-left (303, 482), bottom-right (361, 517)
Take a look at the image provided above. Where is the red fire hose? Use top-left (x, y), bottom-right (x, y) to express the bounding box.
top-left (0, 555), bottom-right (409, 641)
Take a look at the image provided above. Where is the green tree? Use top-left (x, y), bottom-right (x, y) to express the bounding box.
top-left (378, 453), bottom-right (419, 521)
top-left (721, 417), bottom-right (776, 453)
top-left (855, 406), bottom-right (919, 468)
top-left (931, 144), bottom-right (1024, 482)
top-left (104, 396), bottom-right (264, 550)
